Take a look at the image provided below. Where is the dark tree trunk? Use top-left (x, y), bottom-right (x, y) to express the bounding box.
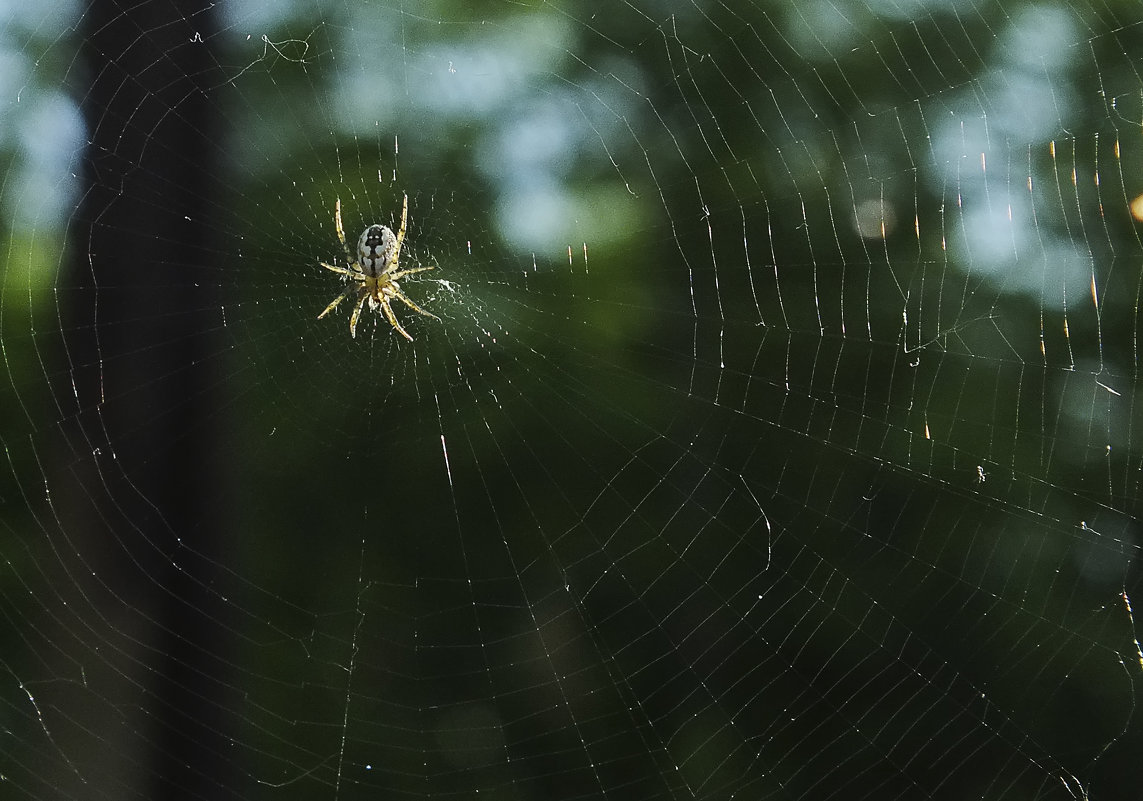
top-left (70, 1), bottom-right (236, 797)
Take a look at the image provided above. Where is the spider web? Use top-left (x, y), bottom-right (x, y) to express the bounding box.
top-left (1, 0), bottom-right (1142, 799)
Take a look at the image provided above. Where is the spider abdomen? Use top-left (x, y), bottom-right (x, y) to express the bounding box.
top-left (357, 224), bottom-right (396, 277)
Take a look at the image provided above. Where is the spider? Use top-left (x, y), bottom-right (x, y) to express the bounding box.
top-left (317, 194), bottom-right (439, 341)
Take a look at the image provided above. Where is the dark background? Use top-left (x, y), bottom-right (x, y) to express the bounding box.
top-left (1, 1), bottom-right (1141, 799)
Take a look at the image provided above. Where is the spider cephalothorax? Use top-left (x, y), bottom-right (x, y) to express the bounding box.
top-left (317, 195), bottom-right (439, 341)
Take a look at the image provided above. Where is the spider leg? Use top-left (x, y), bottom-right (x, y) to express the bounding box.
top-left (387, 264), bottom-right (435, 281)
top-left (320, 261), bottom-right (363, 278)
top-left (387, 193), bottom-right (408, 273)
top-left (348, 289), bottom-right (369, 338)
top-left (335, 197), bottom-right (353, 264)
top-left (391, 287), bottom-right (440, 321)
top-left (380, 297), bottom-right (414, 342)
top-left (317, 283), bottom-right (356, 320)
